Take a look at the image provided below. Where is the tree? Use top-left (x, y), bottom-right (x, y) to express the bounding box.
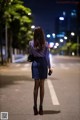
top-left (0, 0), bottom-right (33, 64)
top-left (70, 43), bottom-right (80, 55)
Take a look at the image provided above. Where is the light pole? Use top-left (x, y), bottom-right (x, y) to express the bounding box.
top-left (77, 35), bottom-right (79, 56)
top-left (5, 23), bottom-right (8, 62)
top-left (69, 32), bottom-right (75, 56)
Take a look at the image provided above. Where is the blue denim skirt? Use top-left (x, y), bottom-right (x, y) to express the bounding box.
top-left (31, 57), bottom-right (48, 79)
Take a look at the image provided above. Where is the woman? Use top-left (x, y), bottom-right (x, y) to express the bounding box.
top-left (28, 27), bottom-right (52, 115)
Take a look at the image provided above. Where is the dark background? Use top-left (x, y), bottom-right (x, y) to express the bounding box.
top-left (23, 0), bottom-right (78, 34)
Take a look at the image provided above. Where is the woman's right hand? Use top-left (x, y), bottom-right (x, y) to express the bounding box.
top-left (48, 68), bottom-right (53, 75)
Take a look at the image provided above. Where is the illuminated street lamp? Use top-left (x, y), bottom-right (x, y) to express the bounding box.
top-left (70, 32), bottom-right (79, 56)
top-left (60, 38), bottom-right (63, 43)
top-left (59, 17), bottom-right (64, 21)
top-left (55, 42), bottom-right (59, 46)
top-left (28, 12), bottom-right (31, 15)
top-left (31, 25), bottom-right (35, 29)
top-left (49, 42), bottom-right (54, 48)
top-left (46, 34), bottom-right (51, 38)
top-left (64, 36), bottom-right (67, 40)
top-left (54, 45), bottom-right (57, 49)
top-left (71, 32), bottom-right (75, 36)
top-left (52, 33), bottom-right (55, 38)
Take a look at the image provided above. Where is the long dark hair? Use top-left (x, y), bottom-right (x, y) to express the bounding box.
top-left (34, 27), bottom-right (45, 51)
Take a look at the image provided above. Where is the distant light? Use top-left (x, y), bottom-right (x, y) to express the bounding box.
top-left (52, 33), bottom-right (55, 38)
top-left (71, 13), bottom-right (76, 16)
top-left (54, 45), bottom-right (57, 49)
top-left (71, 32), bottom-right (75, 36)
top-left (59, 17), bottom-right (64, 20)
top-left (28, 12), bottom-right (31, 15)
top-left (71, 10), bottom-right (77, 16)
top-left (55, 43), bottom-right (59, 46)
top-left (60, 39), bottom-right (63, 42)
top-left (49, 42), bottom-right (54, 48)
top-left (64, 36), bottom-right (67, 40)
top-left (63, 11), bottom-right (66, 16)
top-left (46, 34), bottom-right (51, 38)
top-left (57, 34), bottom-right (64, 37)
top-left (31, 25), bottom-right (35, 29)
top-left (72, 52), bottom-right (75, 56)
top-left (73, 10), bottom-right (76, 12)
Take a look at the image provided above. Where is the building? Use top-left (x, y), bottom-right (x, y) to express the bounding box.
top-left (55, 7), bottom-right (80, 42)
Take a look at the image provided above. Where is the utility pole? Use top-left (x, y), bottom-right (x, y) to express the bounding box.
top-left (76, 3), bottom-right (80, 56)
top-left (5, 23), bottom-right (8, 62)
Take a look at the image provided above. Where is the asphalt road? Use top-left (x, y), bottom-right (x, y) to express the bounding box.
top-left (0, 55), bottom-right (80, 120)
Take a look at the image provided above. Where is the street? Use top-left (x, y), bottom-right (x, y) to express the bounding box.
top-left (0, 55), bottom-right (80, 120)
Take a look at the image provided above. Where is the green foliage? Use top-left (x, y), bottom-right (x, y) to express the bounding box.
top-left (71, 43), bottom-right (77, 51)
top-left (66, 42), bottom-right (72, 47)
top-left (61, 45), bottom-right (67, 51)
top-left (0, 0), bottom-right (33, 50)
top-left (70, 43), bottom-right (80, 51)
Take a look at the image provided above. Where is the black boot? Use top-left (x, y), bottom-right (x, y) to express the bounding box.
top-left (39, 105), bottom-right (43, 115)
top-left (33, 106), bottom-right (38, 115)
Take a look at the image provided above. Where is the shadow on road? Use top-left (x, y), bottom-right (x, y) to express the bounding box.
top-left (43, 110), bottom-right (61, 114)
top-left (0, 75), bottom-right (33, 88)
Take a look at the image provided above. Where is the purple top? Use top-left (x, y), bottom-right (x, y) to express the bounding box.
top-left (29, 40), bottom-right (51, 68)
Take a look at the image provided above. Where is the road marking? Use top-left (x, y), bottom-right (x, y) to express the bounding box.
top-left (47, 79), bottom-right (60, 105)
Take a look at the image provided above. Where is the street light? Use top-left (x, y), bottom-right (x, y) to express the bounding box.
top-left (71, 32), bottom-right (79, 56)
top-left (52, 33), bottom-right (56, 38)
top-left (28, 12), bottom-right (31, 15)
top-left (64, 36), bottom-right (67, 40)
top-left (49, 42), bottom-right (54, 48)
top-left (54, 45), bottom-right (57, 49)
top-left (59, 17), bottom-right (64, 20)
top-left (71, 32), bottom-right (75, 36)
top-left (55, 42), bottom-right (59, 47)
top-left (76, 35), bottom-right (79, 56)
top-left (68, 32), bottom-right (75, 56)
top-left (60, 38), bottom-right (63, 43)
top-left (31, 25), bottom-right (35, 29)
top-left (46, 34), bottom-right (51, 38)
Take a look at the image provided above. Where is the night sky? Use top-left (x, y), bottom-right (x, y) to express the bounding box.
top-left (24, 0), bottom-right (78, 34)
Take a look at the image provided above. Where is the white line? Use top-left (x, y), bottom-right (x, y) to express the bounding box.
top-left (47, 79), bottom-right (60, 105)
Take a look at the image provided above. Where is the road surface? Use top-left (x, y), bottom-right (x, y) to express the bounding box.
top-left (0, 55), bottom-right (80, 120)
